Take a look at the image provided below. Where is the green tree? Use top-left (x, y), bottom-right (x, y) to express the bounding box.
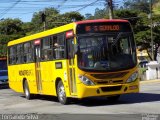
top-left (61, 12), bottom-right (84, 22)
top-left (0, 18), bottom-right (25, 57)
top-left (22, 22), bottom-right (34, 36)
top-left (94, 8), bottom-right (108, 19)
top-left (115, 9), bottom-right (139, 26)
top-left (122, 0), bottom-right (160, 60)
top-left (31, 7), bottom-right (60, 33)
top-left (85, 13), bottom-right (94, 20)
top-left (47, 11), bottom-right (84, 29)
top-left (124, 0), bottom-right (150, 14)
top-left (153, 1), bottom-right (160, 15)
top-left (31, 8), bottom-right (84, 33)
top-left (0, 18), bottom-right (24, 35)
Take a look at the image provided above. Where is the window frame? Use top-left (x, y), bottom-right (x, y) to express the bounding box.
top-left (8, 31), bottom-right (69, 65)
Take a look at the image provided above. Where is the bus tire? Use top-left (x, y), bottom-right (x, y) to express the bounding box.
top-left (107, 95), bottom-right (120, 102)
top-left (23, 80), bottom-right (33, 100)
top-left (57, 81), bottom-right (70, 105)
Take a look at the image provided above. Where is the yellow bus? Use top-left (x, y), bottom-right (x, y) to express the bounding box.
top-left (8, 19), bottom-right (139, 104)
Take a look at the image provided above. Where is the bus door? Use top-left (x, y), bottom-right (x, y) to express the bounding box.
top-left (34, 40), bottom-right (43, 93)
top-left (67, 38), bottom-right (77, 95)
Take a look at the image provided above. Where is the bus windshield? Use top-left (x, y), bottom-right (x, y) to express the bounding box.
top-left (77, 33), bottom-right (137, 71)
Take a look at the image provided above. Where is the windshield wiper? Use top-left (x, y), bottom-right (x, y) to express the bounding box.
top-left (111, 32), bottom-right (123, 46)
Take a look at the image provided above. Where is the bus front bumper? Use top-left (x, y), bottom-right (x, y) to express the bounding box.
top-left (76, 80), bottom-right (139, 98)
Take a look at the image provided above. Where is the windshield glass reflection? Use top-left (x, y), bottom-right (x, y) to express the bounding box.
top-left (77, 33), bottom-right (137, 71)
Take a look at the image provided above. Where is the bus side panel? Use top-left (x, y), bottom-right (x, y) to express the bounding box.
top-left (22, 63), bottom-right (38, 94)
top-left (59, 60), bottom-right (72, 97)
top-left (40, 60), bottom-right (70, 96)
top-left (8, 63), bottom-right (38, 94)
top-left (40, 61), bottom-right (55, 95)
top-left (8, 65), bottom-right (21, 92)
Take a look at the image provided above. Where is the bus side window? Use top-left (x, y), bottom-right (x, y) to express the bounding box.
top-left (9, 46), bottom-right (16, 65)
top-left (16, 44), bottom-right (23, 64)
top-left (67, 38), bottom-right (74, 59)
top-left (41, 37), bottom-right (53, 61)
top-left (24, 42), bottom-right (33, 63)
top-left (53, 34), bottom-right (65, 59)
top-left (52, 35), bottom-right (57, 59)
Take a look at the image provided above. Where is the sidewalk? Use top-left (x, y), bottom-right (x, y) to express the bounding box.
top-left (140, 79), bottom-right (160, 84)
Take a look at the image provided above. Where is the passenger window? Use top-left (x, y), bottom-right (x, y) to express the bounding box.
top-left (41, 37), bottom-right (53, 61)
top-left (9, 46), bottom-right (16, 65)
top-left (16, 44), bottom-right (23, 64)
top-left (53, 34), bottom-right (65, 59)
top-left (24, 42), bottom-right (33, 63)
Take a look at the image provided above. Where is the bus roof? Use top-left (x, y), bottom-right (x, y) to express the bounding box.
top-left (8, 22), bottom-right (75, 46)
top-left (75, 19), bottom-right (129, 25)
top-left (8, 19), bottom-right (129, 46)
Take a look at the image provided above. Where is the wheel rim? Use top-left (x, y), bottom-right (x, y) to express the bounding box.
top-left (25, 84), bottom-right (29, 97)
top-left (58, 84), bottom-right (66, 102)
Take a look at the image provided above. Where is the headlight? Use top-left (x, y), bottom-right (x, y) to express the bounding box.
top-left (126, 72), bottom-right (138, 83)
top-left (78, 75), bottom-right (95, 86)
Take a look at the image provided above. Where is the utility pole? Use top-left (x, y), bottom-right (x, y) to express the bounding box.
top-left (107, 0), bottom-right (114, 19)
top-left (41, 12), bottom-right (46, 31)
top-left (150, 0), bottom-right (154, 60)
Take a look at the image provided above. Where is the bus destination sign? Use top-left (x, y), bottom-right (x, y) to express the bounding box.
top-left (76, 22), bottom-right (131, 34)
top-left (85, 25), bottom-right (120, 32)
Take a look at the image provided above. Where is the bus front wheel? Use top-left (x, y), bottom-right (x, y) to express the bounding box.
top-left (23, 80), bottom-right (33, 100)
top-left (57, 81), bottom-right (70, 105)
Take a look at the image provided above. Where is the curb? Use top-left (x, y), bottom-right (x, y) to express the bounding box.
top-left (140, 79), bottom-right (160, 84)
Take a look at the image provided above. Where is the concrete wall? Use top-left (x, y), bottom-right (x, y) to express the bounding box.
top-left (146, 61), bottom-right (160, 80)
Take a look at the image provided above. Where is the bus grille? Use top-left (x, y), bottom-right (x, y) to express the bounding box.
top-left (91, 72), bottom-right (128, 79)
top-left (96, 80), bottom-right (123, 84)
top-left (101, 86), bottom-right (122, 92)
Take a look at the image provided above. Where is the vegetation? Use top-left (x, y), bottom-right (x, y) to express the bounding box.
top-left (0, 0), bottom-right (160, 60)
top-left (0, 8), bottom-right (84, 57)
top-left (0, 18), bottom-right (25, 56)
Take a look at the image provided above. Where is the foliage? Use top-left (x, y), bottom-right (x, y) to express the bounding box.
top-left (152, 0), bottom-right (160, 14)
top-left (0, 18), bottom-right (25, 57)
top-left (31, 8), bottom-right (60, 33)
top-left (122, 0), bottom-right (160, 60)
top-left (94, 8), bottom-right (108, 19)
top-left (0, 8), bottom-right (84, 57)
top-left (84, 8), bottom-right (109, 20)
top-left (0, 18), bottom-right (24, 35)
top-left (30, 8), bottom-right (84, 33)
top-left (123, 0), bottom-right (150, 14)
top-left (85, 13), bottom-right (94, 20)
top-left (61, 11), bottom-right (84, 22)
top-left (114, 9), bottom-right (139, 26)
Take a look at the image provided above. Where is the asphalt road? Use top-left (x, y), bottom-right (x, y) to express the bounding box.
top-left (0, 81), bottom-right (160, 120)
